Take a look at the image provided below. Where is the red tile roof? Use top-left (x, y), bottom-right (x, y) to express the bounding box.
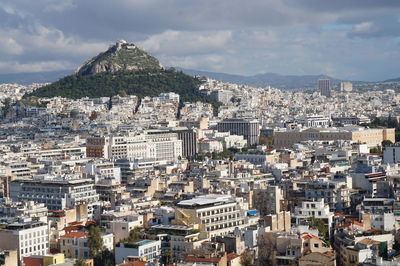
top-left (61, 232), bottom-right (88, 238)
top-left (120, 262), bottom-right (146, 266)
top-left (227, 253), bottom-right (239, 261)
top-left (184, 257), bottom-right (221, 263)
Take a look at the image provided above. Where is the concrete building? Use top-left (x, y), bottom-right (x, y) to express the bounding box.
top-left (340, 81), bottom-right (353, 92)
top-left (9, 175), bottom-right (99, 216)
top-left (23, 253), bottom-right (65, 266)
top-left (84, 161), bottom-right (121, 184)
top-left (211, 90), bottom-right (233, 105)
top-left (304, 180), bottom-right (350, 212)
top-left (217, 119), bottom-right (260, 145)
top-left (173, 194), bottom-right (248, 238)
top-left (254, 186), bottom-right (283, 215)
top-left (274, 127), bottom-right (395, 148)
top-left (263, 211), bottom-right (291, 232)
top-left (296, 115), bottom-right (330, 128)
top-left (149, 224), bottom-right (204, 261)
top-left (60, 232), bottom-right (113, 259)
top-left (318, 79), bottom-right (331, 97)
top-left (0, 249), bottom-right (18, 266)
top-left (198, 139), bottom-right (224, 153)
top-left (383, 145), bottom-right (400, 164)
top-left (115, 240), bottom-right (161, 264)
top-left (0, 219), bottom-right (49, 264)
top-left (292, 199), bottom-right (334, 235)
top-left (106, 216), bottom-right (144, 243)
top-left (86, 133), bottom-right (182, 161)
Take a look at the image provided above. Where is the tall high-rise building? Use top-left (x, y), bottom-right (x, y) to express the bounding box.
top-left (318, 79), bottom-right (331, 97)
top-left (217, 119), bottom-right (260, 145)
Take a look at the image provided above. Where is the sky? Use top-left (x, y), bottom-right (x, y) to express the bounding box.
top-left (1, 0), bottom-right (400, 81)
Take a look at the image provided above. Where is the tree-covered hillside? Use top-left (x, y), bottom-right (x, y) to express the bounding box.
top-left (27, 69), bottom-right (208, 103)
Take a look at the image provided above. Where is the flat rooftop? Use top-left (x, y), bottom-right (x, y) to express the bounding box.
top-left (178, 194), bottom-right (235, 207)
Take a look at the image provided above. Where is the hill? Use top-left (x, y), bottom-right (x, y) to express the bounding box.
top-left (177, 68), bottom-right (340, 89)
top-left (27, 40), bottom-right (220, 108)
top-left (27, 68), bottom-right (209, 104)
top-left (383, 77), bottom-right (400, 83)
top-left (76, 40), bottom-right (162, 76)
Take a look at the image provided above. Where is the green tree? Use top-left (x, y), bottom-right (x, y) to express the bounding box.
top-left (73, 258), bottom-right (86, 266)
top-left (97, 249), bottom-right (115, 266)
top-left (88, 226), bottom-right (104, 258)
top-left (311, 217), bottom-right (329, 245)
top-left (240, 249), bottom-right (254, 266)
top-left (1, 97), bottom-right (12, 117)
top-left (382, 140), bottom-right (393, 147)
top-left (370, 146), bottom-right (382, 153)
top-left (118, 89), bottom-right (127, 97)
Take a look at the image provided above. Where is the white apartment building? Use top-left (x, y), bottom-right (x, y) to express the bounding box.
top-left (292, 199), bottom-right (334, 234)
top-left (198, 139), bottom-right (224, 153)
top-left (296, 115), bottom-right (330, 128)
top-left (115, 240), bottom-right (161, 264)
top-left (106, 216), bottom-right (144, 243)
top-left (9, 175), bottom-right (99, 216)
top-left (174, 194), bottom-right (248, 238)
top-left (145, 132), bottom-right (182, 161)
top-left (0, 200), bottom-right (48, 223)
top-left (84, 161), bottom-right (121, 184)
top-left (0, 219), bottom-right (49, 263)
top-left (86, 133), bottom-right (182, 161)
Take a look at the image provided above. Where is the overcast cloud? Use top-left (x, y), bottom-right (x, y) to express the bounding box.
top-left (1, 0), bottom-right (400, 81)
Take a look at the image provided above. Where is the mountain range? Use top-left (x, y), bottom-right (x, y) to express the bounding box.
top-left (176, 68), bottom-right (342, 89)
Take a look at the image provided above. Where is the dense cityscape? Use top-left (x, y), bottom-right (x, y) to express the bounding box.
top-left (2, 1), bottom-right (400, 266)
top-left (0, 67), bottom-right (400, 266)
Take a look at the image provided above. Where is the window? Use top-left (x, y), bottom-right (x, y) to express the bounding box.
top-left (314, 243), bottom-right (319, 248)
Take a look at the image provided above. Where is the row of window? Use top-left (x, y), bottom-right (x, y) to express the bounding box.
top-left (20, 230), bottom-right (47, 240)
top-left (198, 207), bottom-right (237, 217)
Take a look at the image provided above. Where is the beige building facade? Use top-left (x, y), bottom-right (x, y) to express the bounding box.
top-left (274, 127), bottom-right (395, 148)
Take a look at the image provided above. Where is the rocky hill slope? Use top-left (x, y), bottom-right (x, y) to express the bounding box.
top-left (75, 40), bottom-right (162, 76)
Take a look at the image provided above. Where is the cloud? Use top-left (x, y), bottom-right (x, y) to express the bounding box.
top-left (0, 60), bottom-right (75, 74)
top-left (138, 30), bottom-right (233, 56)
top-left (0, 37), bottom-right (23, 55)
top-left (0, 0), bottom-right (400, 80)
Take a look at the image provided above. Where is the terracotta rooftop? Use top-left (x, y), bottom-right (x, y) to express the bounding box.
top-left (184, 257), bottom-right (221, 263)
top-left (61, 232), bottom-right (88, 238)
top-left (120, 262), bottom-right (146, 266)
top-left (227, 253), bottom-right (239, 261)
top-left (300, 232), bottom-right (321, 241)
top-left (358, 238), bottom-right (381, 245)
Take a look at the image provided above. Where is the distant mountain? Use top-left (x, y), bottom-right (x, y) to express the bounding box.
top-left (176, 68), bottom-right (341, 89)
top-left (27, 41), bottom-right (219, 108)
top-left (383, 77), bottom-right (400, 83)
top-left (76, 40), bottom-right (162, 76)
top-left (0, 70), bottom-right (72, 85)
